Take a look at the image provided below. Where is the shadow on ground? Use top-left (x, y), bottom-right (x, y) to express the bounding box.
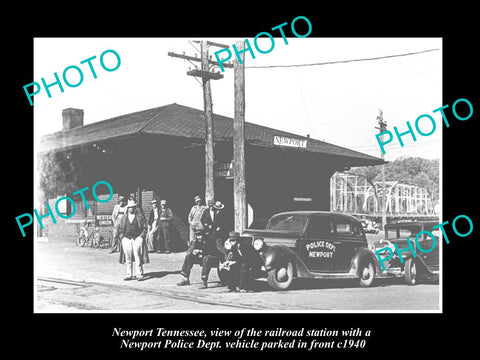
top-left (246, 273), bottom-right (439, 293)
top-left (141, 270), bottom-right (181, 281)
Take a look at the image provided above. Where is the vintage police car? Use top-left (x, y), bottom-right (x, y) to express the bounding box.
top-left (237, 211), bottom-right (378, 291)
top-left (372, 221), bottom-right (439, 285)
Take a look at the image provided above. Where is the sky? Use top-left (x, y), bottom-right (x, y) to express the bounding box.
top-left (33, 37), bottom-right (442, 162)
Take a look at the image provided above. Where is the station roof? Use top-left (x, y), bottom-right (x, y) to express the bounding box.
top-left (39, 103), bottom-right (384, 165)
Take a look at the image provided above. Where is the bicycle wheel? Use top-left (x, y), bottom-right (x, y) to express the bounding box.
top-left (105, 232), bottom-right (112, 248)
top-left (98, 236), bottom-right (105, 249)
top-left (89, 233), bottom-right (96, 248)
top-left (76, 234), bottom-right (83, 246)
top-left (78, 235), bottom-right (87, 247)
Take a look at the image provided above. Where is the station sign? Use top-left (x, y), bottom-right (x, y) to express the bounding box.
top-left (214, 161), bottom-right (234, 179)
top-left (273, 135), bottom-right (307, 148)
top-left (96, 214), bottom-right (112, 226)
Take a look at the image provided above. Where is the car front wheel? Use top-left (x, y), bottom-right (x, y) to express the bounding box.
top-left (405, 258), bottom-right (417, 285)
top-left (267, 260), bottom-right (294, 291)
top-left (359, 261), bottom-right (375, 287)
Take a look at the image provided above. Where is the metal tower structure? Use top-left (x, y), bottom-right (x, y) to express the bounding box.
top-left (330, 172), bottom-right (436, 216)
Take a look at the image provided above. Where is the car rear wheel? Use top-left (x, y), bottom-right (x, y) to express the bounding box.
top-left (359, 261), bottom-right (375, 287)
top-left (267, 260), bottom-right (294, 291)
top-left (405, 258), bottom-right (417, 285)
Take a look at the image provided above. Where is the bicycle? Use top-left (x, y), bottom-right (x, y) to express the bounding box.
top-left (76, 224), bottom-right (97, 247)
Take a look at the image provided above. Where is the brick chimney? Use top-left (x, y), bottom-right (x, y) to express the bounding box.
top-left (62, 108), bottom-right (84, 131)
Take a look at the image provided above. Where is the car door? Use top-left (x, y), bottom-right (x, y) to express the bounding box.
top-left (300, 215), bottom-right (336, 272)
top-left (417, 224), bottom-right (439, 270)
top-left (331, 218), bottom-right (366, 272)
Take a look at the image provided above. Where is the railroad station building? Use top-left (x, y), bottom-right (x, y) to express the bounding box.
top-left (38, 104), bottom-right (384, 245)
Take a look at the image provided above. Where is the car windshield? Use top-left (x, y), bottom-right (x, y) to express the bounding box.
top-left (268, 214), bottom-right (308, 232)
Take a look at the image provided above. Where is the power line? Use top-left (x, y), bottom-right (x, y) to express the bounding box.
top-left (349, 139), bottom-right (442, 150)
top-left (188, 40), bottom-right (200, 53)
top-left (245, 48), bottom-right (439, 69)
top-left (346, 144), bottom-right (442, 153)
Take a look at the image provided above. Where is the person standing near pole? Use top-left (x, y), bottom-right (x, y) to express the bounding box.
top-left (110, 195), bottom-right (127, 253)
top-left (158, 199), bottom-right (174, 254)
top-left (188, 195), bottom-right (205, 244)
top-left (199, 200), bottom-right (228, 288)
top-left (147, 199), bottom-right (160, 252)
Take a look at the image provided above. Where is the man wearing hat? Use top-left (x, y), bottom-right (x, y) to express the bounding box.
top-left (147, 199), bottom-right (160, 252)
top-left (177, 228), bottom-right (205, 286)
top-left (199, 199), bottom-right (228, 288)
top-left (188, 195), bottom-right (205, 244)
top-left (118, 199), bottom-right (149, 281)
top-left (157, 199), bottom-right (174, 254)
top-left (201, 200), bottom-right (227, 240)
top-left (219, 231), bottom-right (244, 292)
top-left (110, 195), bottom-right (127, 253)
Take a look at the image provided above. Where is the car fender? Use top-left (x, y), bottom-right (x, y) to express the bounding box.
top-left (409, 255), bottom-right (436, 276)
top-left (350, 247), bottom-right (378, 276)
top-left (263, 245), bottom-right (312, 278)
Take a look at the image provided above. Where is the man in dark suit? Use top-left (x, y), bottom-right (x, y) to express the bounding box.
top-left (201, 200), bottom-right (227, 238)
top-left (199, 200), bottom-right (228, 288)
top-left (157, 199), bottom-right (174, 253)
top-left (219, 231), bottom-right (243, 292)
top-left (237, 237), bottom-right (264, 293)
top-left (221, 233), bottom-right (263, 292)
top-left (177, 229), bottom-right (205, 286)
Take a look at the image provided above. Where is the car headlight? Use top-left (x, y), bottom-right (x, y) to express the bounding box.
top-left (224, 239), bottom-right (232, 250)
top-left (253, 238), bottom-right (264, 251)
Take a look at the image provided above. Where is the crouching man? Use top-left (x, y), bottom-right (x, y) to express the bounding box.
top-left (219, 232), bottom-right (244, 292)
top-left (177, 229), bottom-right (205, 286)
top-left (220, 232), bottom-right (260, 293)
top-left (118, 199), bottom-right (149, 281)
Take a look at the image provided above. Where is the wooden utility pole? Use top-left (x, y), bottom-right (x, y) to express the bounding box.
top-left (168, 42), bottom-right (233, 203)
top-left (375, 109), bottom-right (387, 229)
top-left (233, 41), bottom-right (247, 232)
top-left (201, 41), bottom-right (215, 202)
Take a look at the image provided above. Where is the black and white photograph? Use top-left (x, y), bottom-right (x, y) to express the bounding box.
top-left (8, 9), bottom-right (478, 357)
top-left (32, 37), bottom-right (442, 312)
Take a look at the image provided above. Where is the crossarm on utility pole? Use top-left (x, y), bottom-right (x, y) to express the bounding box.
top-left (168, 52), bottom-right (234, 68)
